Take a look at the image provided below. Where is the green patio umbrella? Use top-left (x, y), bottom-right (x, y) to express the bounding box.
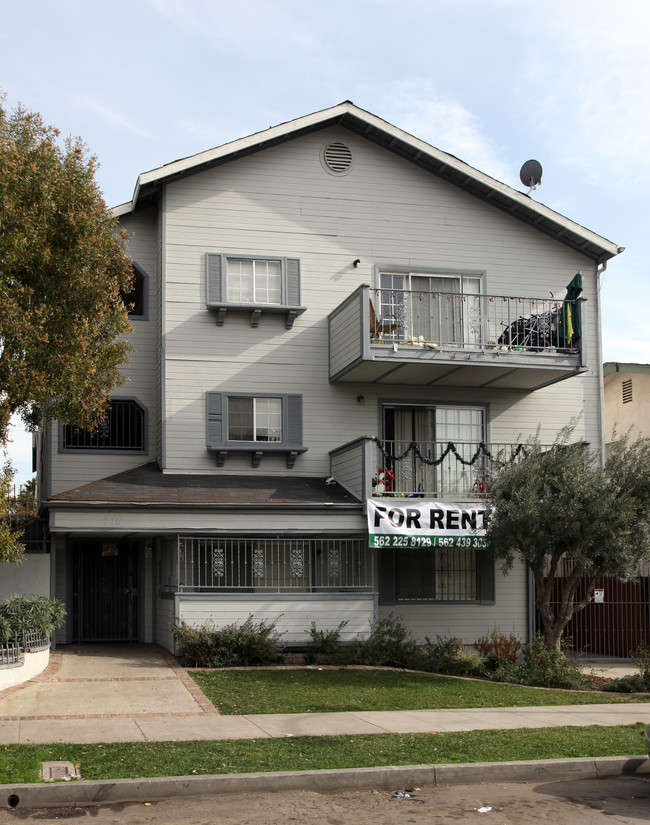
top-left (561, 272), bottom-right (583, 346)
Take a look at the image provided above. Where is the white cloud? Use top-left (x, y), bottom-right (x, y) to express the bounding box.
top-left (513, 1), bottom-right (650, 185)
top-left (81, 100), bottom-right (154, 140)
top-left (146, 0), bottom-right (340, 68)
top-left (366, 79), bottom-right (513, 185)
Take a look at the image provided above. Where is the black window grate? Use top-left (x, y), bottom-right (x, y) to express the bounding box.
top-left (63, 400), bottom-right (145, 451)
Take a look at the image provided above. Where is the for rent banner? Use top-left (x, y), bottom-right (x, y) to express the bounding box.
top-left (367, 499), bottom-right (487, 549)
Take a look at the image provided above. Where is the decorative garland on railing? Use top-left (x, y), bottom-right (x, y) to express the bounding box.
top-left (371, 438), bottom-right (527, 467)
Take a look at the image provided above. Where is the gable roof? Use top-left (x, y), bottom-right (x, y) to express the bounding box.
top-left (114, 101), bottom-right (620, 263)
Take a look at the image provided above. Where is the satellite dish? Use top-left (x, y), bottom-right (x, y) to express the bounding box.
top-left (520, 159), bottom-right (543, 192)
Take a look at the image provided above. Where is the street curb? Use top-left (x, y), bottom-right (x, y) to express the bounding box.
top-left (1, 756), bottom-right (649, 809)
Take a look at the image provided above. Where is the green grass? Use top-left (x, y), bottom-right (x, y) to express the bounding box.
top-left (190, 669), bottom-right (639, 715)
top-left (1, 724), bottom-right (646, 784)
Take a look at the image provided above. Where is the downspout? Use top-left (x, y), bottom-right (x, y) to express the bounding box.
top-left (595, 259), bottom-right (608, 467)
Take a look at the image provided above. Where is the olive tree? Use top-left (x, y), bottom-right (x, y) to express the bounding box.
top-left (484, 426), bottom-right (650, 650)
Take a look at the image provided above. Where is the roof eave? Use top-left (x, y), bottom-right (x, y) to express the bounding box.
top-left (117, 101), bottom-right (621, 263)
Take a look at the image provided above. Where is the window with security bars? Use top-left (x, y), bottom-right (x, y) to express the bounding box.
top-left (62, 400), bottom-right (145, 452)
top-left (379, 547), bottom-right (494, 604)
top-left (396, 548), bottom-right (477, 601)
top-left (177, 537), bottom-right (373, 592)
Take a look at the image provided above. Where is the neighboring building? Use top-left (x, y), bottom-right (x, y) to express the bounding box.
top-left (29, 102), bottom-right (620, 651)
top-left (603, 362), bottom-right (650, 448)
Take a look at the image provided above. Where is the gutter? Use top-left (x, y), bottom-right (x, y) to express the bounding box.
top-left (42, 500), bottom-right (365, 512)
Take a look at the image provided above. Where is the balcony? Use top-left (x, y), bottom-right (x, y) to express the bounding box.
top-left (330, 437), bottom-right (540, 501)
top-left (328, 285), bottom-right (586, 391)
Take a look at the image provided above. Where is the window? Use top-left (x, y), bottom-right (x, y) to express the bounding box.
top-left (205, 253), bottom-right (304, 328)
top-left (61, 399), bottom-right (146, 453)
top-left (178, 536), bottom-right (372, 593)
top-left (207, 392), bottom-right (306, 467)
top-left (227, 259), bottom-right (282, 305)
top-left (397, 547), bottom-right (476, 600)
top-left (378, 270), bottom-right (481, 345)
top-left (120, 262), bottom-right (147, 319)
top-left (228, 397), bottom-right (282, 443)
top-left (379, 547), bottom-right (494, 604)
top-left (382, 403), bottom-right (485, 497)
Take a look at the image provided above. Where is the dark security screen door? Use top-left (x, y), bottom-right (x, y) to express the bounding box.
top-left (72, 541), bottom-right (138, 642)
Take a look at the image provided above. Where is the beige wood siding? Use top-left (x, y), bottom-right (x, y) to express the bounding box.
top-left (604, 370), bottom-right (650, 443)
top-left (49, 207), bottom-right (160, 495)
top-left (177, 593), bottom-right (377, 645)
top-left (379, 560), bottom-right (528, 645)
top-left (158, 127), bottom-right (601, 477)
top-left (0, 555), bottom-right (50, 600)
top-left (49, 508), bottom-right (366, 534)
top-left (329, 290), bottom-right (364, 377)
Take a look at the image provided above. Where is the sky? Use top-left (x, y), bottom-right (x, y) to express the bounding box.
top-left (2, 0), bottom-right (649, 485)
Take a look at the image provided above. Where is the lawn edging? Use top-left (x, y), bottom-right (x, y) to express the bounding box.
top-left (2, 756), bottom-right (649, 810)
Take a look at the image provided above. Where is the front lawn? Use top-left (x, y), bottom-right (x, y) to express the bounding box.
top-left (0, 724), bottom-right (646, 784)
top-left (189, 668), bottom-right (639, 715)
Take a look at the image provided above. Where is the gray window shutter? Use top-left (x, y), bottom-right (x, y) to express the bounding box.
top-left (477, 550), bottom-right (495, 604)
top-left (206, 392), bottom-right (224, 447)
top-left (285, 258), bottom-right (301, 306)
top-left (206, 254), bottom-right (223, 304)
top-left (286, 395), bottom-right (303, 446)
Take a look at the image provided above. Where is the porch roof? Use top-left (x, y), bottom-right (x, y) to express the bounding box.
top-left (46, 463), bottom-right (359, 508)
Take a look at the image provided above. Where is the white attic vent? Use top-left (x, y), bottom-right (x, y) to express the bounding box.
top-left (323, 141), bottom-right (352, 174)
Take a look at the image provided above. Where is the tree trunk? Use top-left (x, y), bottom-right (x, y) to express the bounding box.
top-left (534, 563), bottom-right (597, 651)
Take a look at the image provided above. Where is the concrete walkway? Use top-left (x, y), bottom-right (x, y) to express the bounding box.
top-left (0, 645), bottom-right (648, 745)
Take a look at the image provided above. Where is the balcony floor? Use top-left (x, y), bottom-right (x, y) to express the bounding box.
top-left (334, 344), bottom-right (584, 390)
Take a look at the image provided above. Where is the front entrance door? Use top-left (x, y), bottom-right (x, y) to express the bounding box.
top-left (71, 541), bottom-right (139, 642)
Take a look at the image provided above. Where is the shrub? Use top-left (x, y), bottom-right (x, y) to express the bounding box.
top-left (172, 616), bottom-right (284, 668)
top-left (631, 644), bottom-right (650, 687)
top-left (476, 627), bottom-right (521, 663)
top-left (602, 674), bottom-right (647, 693)
top-left (486, 658), bottom-right (522, 684)
top-left (519, 634), bottom-right (591, 690)
top-left (0, 595), bottom-right (66, 643)
top-left (349, 614), bottom-right (428, 670)
top-left (307, 620), bottom-right (350, 664)
top-left (172, 622), bottom-right (215, 668)
top-left (0, 615), bottom-right (11, 644)
top-left (424, 635), bottom-right (485, 677)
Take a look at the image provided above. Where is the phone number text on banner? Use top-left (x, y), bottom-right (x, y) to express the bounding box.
top-left (367, 499), bottom-right (487, 550)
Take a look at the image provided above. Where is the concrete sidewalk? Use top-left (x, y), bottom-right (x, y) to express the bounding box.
top-left (0, 645), bottom-right (648, 745)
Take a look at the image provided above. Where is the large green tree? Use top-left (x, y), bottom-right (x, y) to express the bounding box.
top-left (484, 427), bottom-right (650, 650)
top-left (0, 96), bottom-right (133, 443)
top-left (0, 97), bottom-right (133, 562)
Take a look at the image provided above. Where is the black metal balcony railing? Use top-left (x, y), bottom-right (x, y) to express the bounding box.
top-left (371, 289), bottom-right (580, 352)
top-left (372, 440), bottom-right (533, 499)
